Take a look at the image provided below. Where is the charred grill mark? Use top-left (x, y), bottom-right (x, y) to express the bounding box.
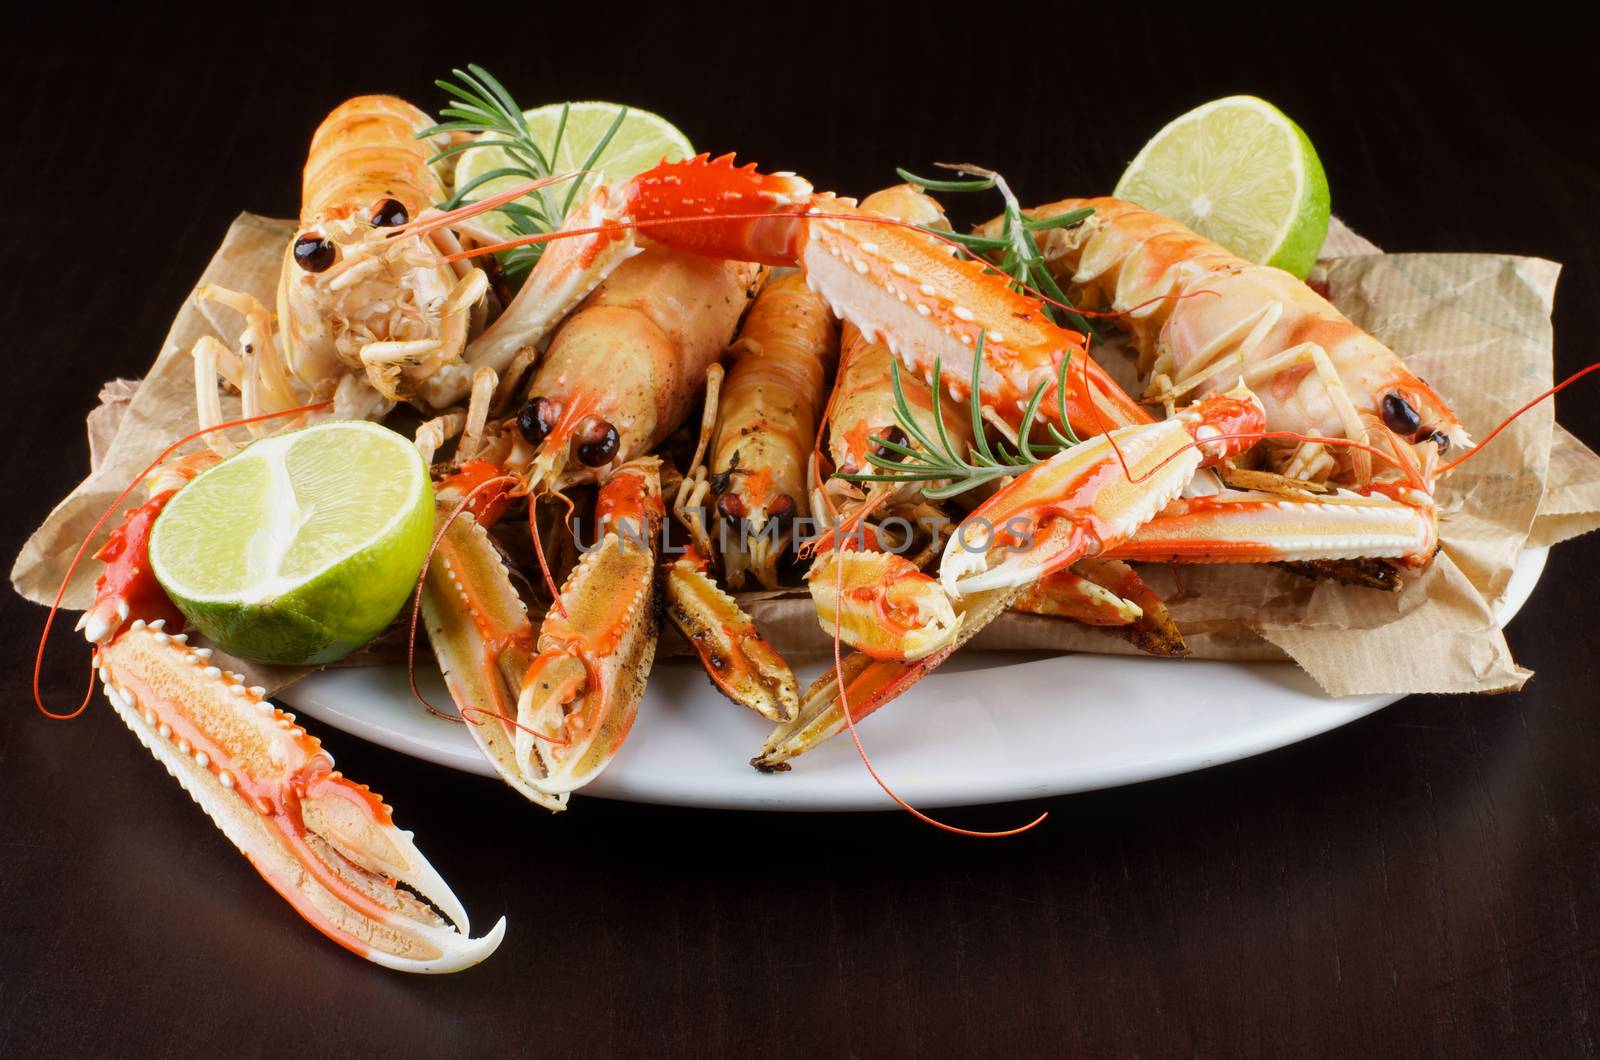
top-left (1278, 558), bottom-right (1404, 592)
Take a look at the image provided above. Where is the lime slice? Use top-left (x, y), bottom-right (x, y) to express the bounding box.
top-left (1114, 95), bottom-right (1330, 279)
top-left (150, 421), bottom-right (435, 666)
top-left (454, 101), bottom-right (693, 240)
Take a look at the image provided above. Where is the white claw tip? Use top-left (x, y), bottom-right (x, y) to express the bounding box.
top-left (368, 915), bottom-right (508, 975)
top-left (938, 534), bottom-right (990, 596)
top-left (79, 603), bottom-right (125, 645)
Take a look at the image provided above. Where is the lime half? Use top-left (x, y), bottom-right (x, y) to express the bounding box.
top-left (454, 101), bottom-right (693, 240)
top-left (1114, 96), bottom-right (1330, 279)
top-left (150, 421), bottom-right (435, 666)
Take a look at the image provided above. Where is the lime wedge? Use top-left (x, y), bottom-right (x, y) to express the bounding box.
top-left (150, 421), bottom-right (435, 666)
top-left (454, 101), bottom-right (693, 240)
top-left (1114, 95), bottom-right (1330, 279)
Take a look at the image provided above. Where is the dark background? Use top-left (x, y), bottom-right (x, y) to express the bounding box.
top-left (4, 8), bottom-right (1598, 1057)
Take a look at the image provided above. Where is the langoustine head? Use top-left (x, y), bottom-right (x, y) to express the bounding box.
top-left (1019, 195), bottom-right (1471, 488)
top-left (278, 95), bottom-right (486, 411)
top-left (1159, 263), bottom-right (1471, 485)
top-left (510, 246), bottom-right (762, 495)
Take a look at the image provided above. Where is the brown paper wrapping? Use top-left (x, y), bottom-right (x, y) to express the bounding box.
top-left (15, 215), bottom-right (1600, 698)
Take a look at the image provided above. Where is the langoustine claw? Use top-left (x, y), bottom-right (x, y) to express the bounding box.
top-left (987, 195), bottom-right (1457, 581)
top-left (757, 390), bottom-right (1265, 770)
top-left (1012, 558), bottom-right (1189, 658)
top-left (623, 155), bottom-right (1150, 439)
top-left (798, 187), bottom-right (976, 664)
top-left (424, 246), bottom-right (795, 800)
top-left (516, 458), bottom-right (664, 793)
top-left (663, 549), bottom-right (799, 723)
top-left (420, 470), bottom-right (557, 810)
top-left (664, 361), bottom-right (803, 724)
top-left (938, 388), bottom-right (1268, 595)
top-left (86, 481), bottom-right (503, 972)
top-left (806, 550), bottom-right (960, 662)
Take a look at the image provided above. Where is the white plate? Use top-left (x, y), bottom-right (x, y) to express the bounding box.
top-left (281, 549), bottom-right (1548, 810)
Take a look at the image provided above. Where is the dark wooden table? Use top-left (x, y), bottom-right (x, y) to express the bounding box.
top-left (5, 10), bottom-right (1597, 1056)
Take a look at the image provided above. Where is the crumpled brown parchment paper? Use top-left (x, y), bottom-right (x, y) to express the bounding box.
top-left (14, 214), bottom-right (1600, 697)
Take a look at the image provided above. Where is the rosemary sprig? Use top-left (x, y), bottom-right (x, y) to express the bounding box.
top-left (419, 65), bottom-right (627, 284)
top-left (896, 164), bottom-right (1096, 335)
top-left (836, 332), bottom-right (1081, 501)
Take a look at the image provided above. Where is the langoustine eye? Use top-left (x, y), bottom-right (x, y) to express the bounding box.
top-left (371, 198), bottom-right (409, 227)
top-left (292, 234), bottom-right (336, 273)
top-left (575, 419), bottom-right (620, 467)
top-left (517, 397), bottom-right (557, 445)
top-left (1380, 392), bottom-right (1421, 436)
top-left (872, 425), bottom-right (909, 465)
top-left (766, 492), bottom-right (797, 531)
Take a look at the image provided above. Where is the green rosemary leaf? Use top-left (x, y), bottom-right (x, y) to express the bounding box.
top-left (441, 166), bottom-right (545, 210)
top-left (1028, 257), bottom-right (1095, 336)
top-left (920, 227), bottom-right (1009, 251)
top-left (445, 73), bottom-right (508, 127)
top-left (540, 103), bottom-right (571, 220)
top-left (549, 101), bottom-right (570, 159)
top-left (867, 456), bottom-right (949, 477)
top-left (465, 64), bottom-right (523, 122)
top-left (436, 98), bottom-right (502, 121)
top-left (887, 361), bottom-right (945, 458)
top-left (826, 167), bottom-right (1101, 498)
top-left (837, 468), bottom-right (953, 484)
top-left (500, 248), bottom-right (541, 276)
top-left (967, 333), bottom-right (999, 464)
top-left (495, 199), bottom-right (549, 219)
top-left (426, 138), bottom-right (532, 166)
top-left (1023, 207), bottom-right (1093, 232)
top-left (1015, 378), bottom-right (1050, 463)
top-left (968, 448), bottom-right (1010, 470)
top-left (923, 473), bottom-right (1010, 501)
top-left (1053, 348), bottom-right (1082, 446)
top-left (862, 436), bottom-right (925, 462)
top-left (563, 104), bottom-right (628, 215)
top-left (427, 65), bottom-right (623, 278)
top-left (1018, 224), bottom-right (1095, 333)
top-left (433, 79), bottom-right (493, 110)
top-left (417, 119), bottom-right (499, 138)
top-left (926, 359), bottom-right (963, 470)
top-left (896, 167), bottom-right (996, 192)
